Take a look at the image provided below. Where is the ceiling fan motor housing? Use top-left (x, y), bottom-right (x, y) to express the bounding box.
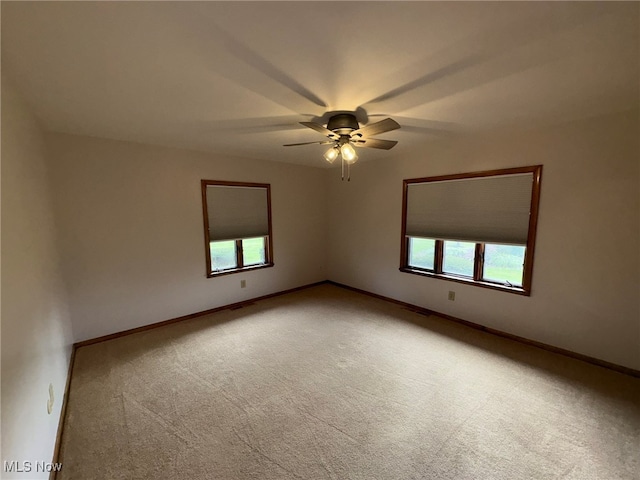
top-left (327, 113), bottom-right (359, 135)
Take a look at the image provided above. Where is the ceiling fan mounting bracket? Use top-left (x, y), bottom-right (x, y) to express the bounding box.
top-left (327, 113), bottom-right (359, 135)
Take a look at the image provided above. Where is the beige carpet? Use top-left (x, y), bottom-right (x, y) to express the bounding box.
top-left (58, 284), bottom-right (640, 480)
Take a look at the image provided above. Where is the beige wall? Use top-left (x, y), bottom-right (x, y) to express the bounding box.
top-left (1, 77), bottom-right (74, 478)
top-left (327, 109), bottom-right (640, 370)
top-left (46, 134), bottom-right (328, 342)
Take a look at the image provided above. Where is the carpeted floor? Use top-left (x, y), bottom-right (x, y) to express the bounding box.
top-left (58, 284), bottom-right (640, 479)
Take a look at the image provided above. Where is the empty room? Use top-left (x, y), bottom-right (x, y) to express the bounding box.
top-left (1, 2), bottom-right (639, 479)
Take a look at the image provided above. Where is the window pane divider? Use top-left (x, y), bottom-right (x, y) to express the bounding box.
top-left (434, 240), bottom-right (444, 274)
top-left (474, 243), bottom-right (484, 281)
top-left (235, 239), bottom-right (244, 269)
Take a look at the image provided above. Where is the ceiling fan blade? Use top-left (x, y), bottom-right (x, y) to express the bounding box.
top-left (353, 138), bottom-right (398, 150)
top-left (300, 122), bottom-right (339, 139)
top-left (283, 141), bottom-right (334, 147)
top-left (352, 118), bottom-right (401, 138)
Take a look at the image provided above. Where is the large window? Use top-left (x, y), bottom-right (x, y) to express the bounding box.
top-left (400, 166), bottom-right (542, 295)
top-left (201, 180), bottom-right (273, 277)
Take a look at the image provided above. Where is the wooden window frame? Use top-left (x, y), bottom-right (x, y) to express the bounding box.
top-left (400, 165), bottom-right (542, 296)
top-left (201, 180), bottom-right (274, 278)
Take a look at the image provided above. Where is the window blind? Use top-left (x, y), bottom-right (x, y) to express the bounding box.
top-left (206, 185), bottom-right (269, 241)
top-left (406, 173), bottom-right (533, 245)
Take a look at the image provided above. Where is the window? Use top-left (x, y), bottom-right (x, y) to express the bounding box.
top-left (201, 180), bottom-right (273, 277)
top-left (400, 166), bottom-right (542, 295)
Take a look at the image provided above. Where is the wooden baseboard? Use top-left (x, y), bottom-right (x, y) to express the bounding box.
top-left (74, 280), bottom-right (329, 349)
top-left (50, 345), bottom-right (77, 480)
top-left (327, 280), bottom-right (640, 379)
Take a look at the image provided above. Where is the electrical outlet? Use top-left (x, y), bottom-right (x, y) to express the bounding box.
top-left (240, 280), bottom-right (246, 288)
top-left (448, 291), bottom-right (456, 301)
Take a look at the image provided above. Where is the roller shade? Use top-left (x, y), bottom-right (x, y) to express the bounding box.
top-left (206, 185), bottom-right (269, 241)
top-left (406, 173), bottom-right (533, 245)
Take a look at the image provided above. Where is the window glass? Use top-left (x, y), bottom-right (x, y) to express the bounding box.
top-left (242, 237), bottom-right (267, 266)
top-left (408, 237), bottom-right (435, 270)
top-left (483, 244), bottom-right (525, 286)
top-left (443, 241), bottom-right (475, 277)
top-left (210, 240), bottom-right (237, 271)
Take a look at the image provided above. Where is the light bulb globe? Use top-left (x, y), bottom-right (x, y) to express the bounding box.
top-left (341, 143), bottom-right (358, 163)
top-left (323, 146), bottom-right (339, 163)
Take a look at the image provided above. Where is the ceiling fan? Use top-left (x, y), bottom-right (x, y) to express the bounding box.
top-left (284, 112), bottom-right (401, 181)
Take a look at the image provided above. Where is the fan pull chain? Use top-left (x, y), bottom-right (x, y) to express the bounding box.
top-left (339, 157), bottom-right (351, 181)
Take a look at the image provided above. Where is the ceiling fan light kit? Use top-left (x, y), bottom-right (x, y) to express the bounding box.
top-left (340, 142), bottom-right (358, 164)
top-left (323, 146), bottom-right (340, 163)
top-left (284, 112), bottom-right (400, 181)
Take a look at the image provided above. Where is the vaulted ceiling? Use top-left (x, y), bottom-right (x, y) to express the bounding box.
top-left (2, 1), bottom-right (638, 167)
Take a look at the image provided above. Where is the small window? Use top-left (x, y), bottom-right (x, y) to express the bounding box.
top-left (483, 243), bottom-right (526, 287)
top-left (241, 237), bottom-right (267, 267)
top-left (408, 237), bottom-right (436, 270)
top-left (400, 165), bottom-right (542, 295)
top-left (209, 240), bottom-right (237, 271)
top-left (442, 240), bottom-right (475, 277)
top-left (201, 180), bottom-right (273, 277)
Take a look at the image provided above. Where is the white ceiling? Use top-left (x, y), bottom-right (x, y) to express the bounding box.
top-left (2, 1), bottom-right (638, 167)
